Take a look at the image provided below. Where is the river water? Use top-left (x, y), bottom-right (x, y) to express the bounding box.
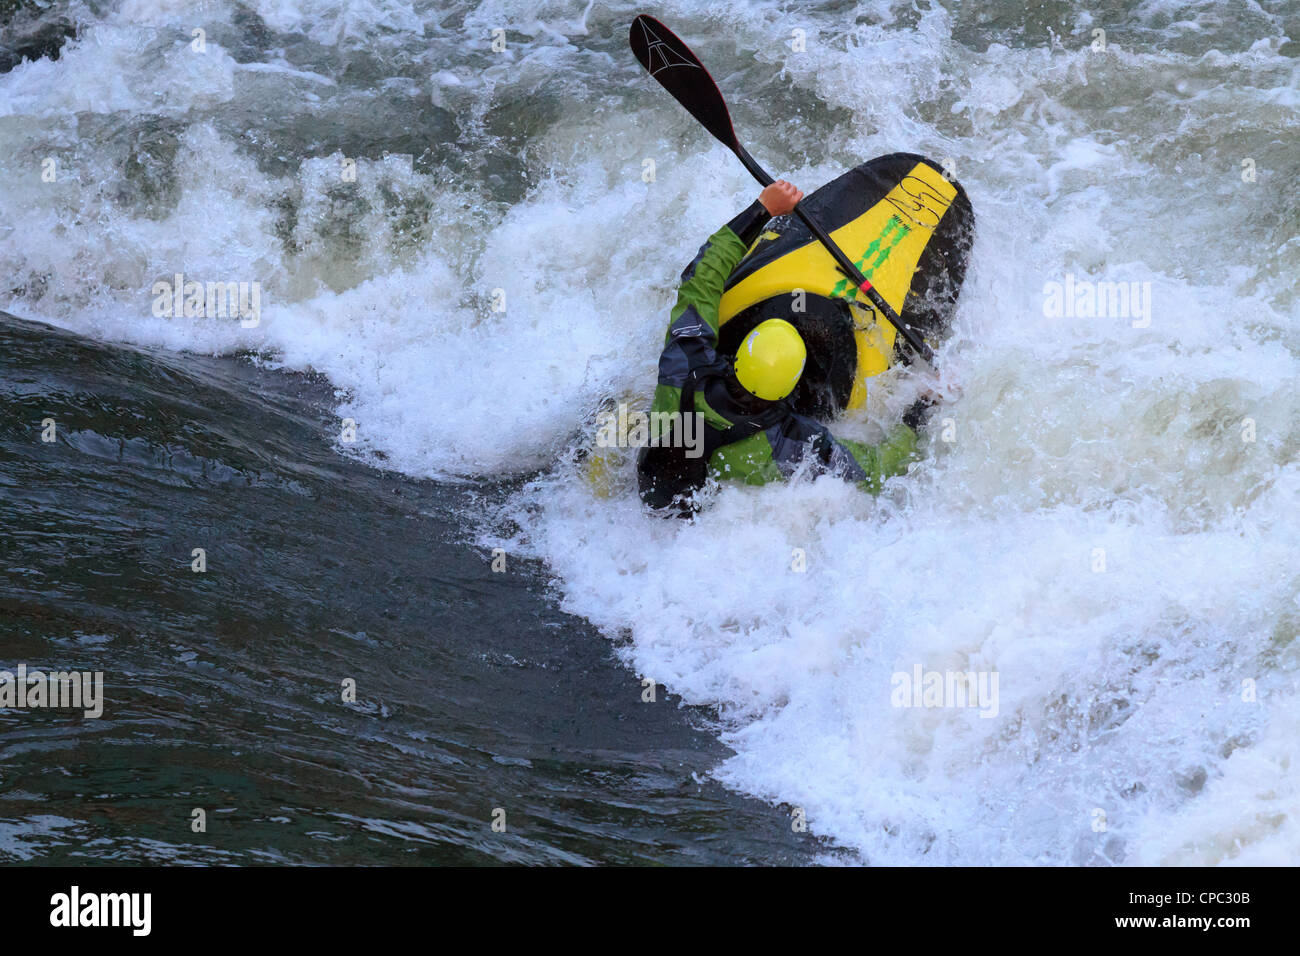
top-left (1, 0), bottom-right (1297, 864)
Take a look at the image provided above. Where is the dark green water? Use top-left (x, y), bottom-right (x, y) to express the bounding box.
top-left (2, 0), bottom-right (1296, 866)
top-left (0, 311), bottom-right (821, 864)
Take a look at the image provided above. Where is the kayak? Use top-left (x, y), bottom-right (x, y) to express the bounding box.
top-left (580, 153), bottom-right (973, 496)
top-left (716, 153), bottom-right (974, 416)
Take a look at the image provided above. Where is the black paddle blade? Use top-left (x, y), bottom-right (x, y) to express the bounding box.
top-left (629, 14), bottom-right (738, 150)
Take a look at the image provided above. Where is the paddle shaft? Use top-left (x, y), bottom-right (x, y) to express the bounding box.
top-left (627, 14), bottom-right (934, 366)
top-left (732, 144), bottom-right (934, 367)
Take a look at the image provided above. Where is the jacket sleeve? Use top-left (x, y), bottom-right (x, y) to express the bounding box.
top-left (705, 420), bottom-right (921, 492)
top-left (833, 425), bottom-right (921, 493)
top-left (757, 412), bottom-right (920, 493)
top-left (664, 199), bottom-right (770, 346)
top-left (651, 201), bottom-right (771, 422)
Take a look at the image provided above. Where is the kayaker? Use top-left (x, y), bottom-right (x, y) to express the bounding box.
top-left (637, 180), bottom-right (938, 515)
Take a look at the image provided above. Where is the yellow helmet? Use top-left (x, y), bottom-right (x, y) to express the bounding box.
top-left (734, 319), bottom-right (806, 401)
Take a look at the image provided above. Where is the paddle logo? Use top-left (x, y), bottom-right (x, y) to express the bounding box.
top-left (632, 18), bottom-right (699, 76)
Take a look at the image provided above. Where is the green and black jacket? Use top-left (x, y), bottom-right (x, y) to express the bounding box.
top-left (637, 201), bottom-right (923, 513)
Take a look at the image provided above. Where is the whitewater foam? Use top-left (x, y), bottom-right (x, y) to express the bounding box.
top-left (2, 0), bottom-right (1296, 864)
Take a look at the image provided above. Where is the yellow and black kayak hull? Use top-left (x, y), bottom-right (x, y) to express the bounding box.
top-left (717, 153), bottom-right (974, 416)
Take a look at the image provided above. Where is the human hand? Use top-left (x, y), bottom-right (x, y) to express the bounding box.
top-left (759, 180), bottom-right (803, 216)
